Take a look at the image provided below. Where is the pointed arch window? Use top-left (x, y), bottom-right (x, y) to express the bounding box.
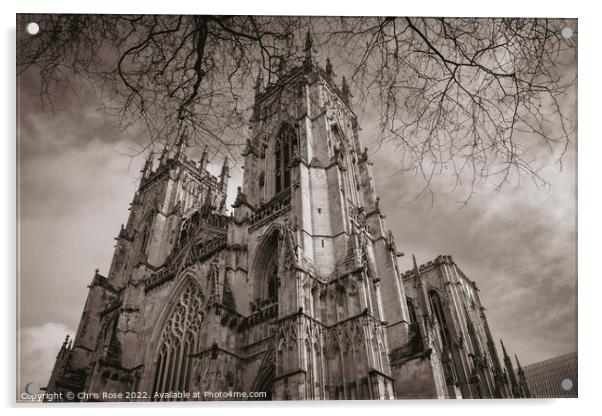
top-left (406, 297), bottom-right (417, 324)
top-left (274, 125), bottom-right (298, 194)
top-left (152, 281), bottom-right (204, 400)
top-left (140, 215), bottom-right (154, 257)
top-left (305, 341), bottom-right (313, 399)
top-left (330, 125), bottom-right (360, 204)
top-left (254, 229), bottom-right (280, 305)
top-left (428, 290), bottom-right (451, 348)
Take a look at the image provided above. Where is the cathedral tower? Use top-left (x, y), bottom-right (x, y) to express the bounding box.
top-left (219, 35), bottom-right (406, 399)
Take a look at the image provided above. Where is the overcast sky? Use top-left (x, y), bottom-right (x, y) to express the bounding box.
top-left (17, 52), bottom-right (577, 390)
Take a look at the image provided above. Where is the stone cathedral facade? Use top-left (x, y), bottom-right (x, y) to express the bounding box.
top-left (46, 35), bottom-right (530, 401)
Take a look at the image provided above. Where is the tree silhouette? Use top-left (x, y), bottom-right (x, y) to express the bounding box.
top-left (17, 15), bottom-right (577, 201)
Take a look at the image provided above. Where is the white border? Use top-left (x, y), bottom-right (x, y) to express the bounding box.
top-left (3, 1), bottom-right (599, 415)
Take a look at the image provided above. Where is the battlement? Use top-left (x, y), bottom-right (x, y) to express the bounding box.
top-left (400, 254), bottom-right (456, 280)
top-left (139, 153), bottom-right (218, 191)
top-left (254, 59), bottom-right (353, 111)
top-left (252, 33), bottom-right (355, 125)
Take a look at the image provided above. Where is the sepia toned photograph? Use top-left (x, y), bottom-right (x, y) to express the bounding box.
top-left (16, 13), bottom-right (577, 402)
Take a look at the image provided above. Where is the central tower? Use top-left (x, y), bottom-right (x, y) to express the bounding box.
top-left (228, 35), bottom-right (415, 399)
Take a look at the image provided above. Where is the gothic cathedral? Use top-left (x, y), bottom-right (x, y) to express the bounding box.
top-left (46, 34), bottom-right (530, 401)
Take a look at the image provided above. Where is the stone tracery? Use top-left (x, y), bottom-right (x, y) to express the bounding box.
top-left (152, 280), bottom-right (205, 399)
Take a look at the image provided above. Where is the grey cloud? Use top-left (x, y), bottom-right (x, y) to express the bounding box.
top-left (370, 138), bottom-right (577, 365)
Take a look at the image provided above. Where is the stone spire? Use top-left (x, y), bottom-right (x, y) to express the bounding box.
top-left (515, 354), bottom-right (531, 398)
top-left (62, 334), bottom-right (70, 349)
top-left (464, 305), bottom-right (487, 387)
top-left (141, 150), bottom-right (154, 180)
top-left (304, 31), bottom-right (313, 63)
top-left (340, 76), bottom-right (352, 106)
top-left (219, 157), bottom-right (230, 193)
top-left (500, 339), bottom-right (519, 397)
top-left (198, 145), bottom-right (209, 171)
top-left (173, 130), bottom-right (189, 161)
top-left (325, 58), bottom-right (335, 82)
top-left (253, 68), bottom-right (265, 121)
top-left (158, 143), bottom-right (170, 166)
top-left (412, 254), bottom-right (419, 273)
top-left (480, 307), bottom-right (505, 397)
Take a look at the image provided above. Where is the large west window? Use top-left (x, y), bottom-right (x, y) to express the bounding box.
top-left (152, 281), bottom-right (204, 399)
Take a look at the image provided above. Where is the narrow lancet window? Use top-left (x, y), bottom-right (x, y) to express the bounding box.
top-left (274, 125), bottom-right (298, 194)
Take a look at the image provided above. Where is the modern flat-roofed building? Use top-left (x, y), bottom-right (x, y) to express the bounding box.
top-left (523, 352), bottom-right (577, 398)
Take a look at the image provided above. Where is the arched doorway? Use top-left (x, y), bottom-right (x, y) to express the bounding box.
top-left (252, 365), bottom-right (274, 401)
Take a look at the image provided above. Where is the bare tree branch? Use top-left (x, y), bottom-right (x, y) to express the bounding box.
top-left (17, 15), bottom-right (577, 202)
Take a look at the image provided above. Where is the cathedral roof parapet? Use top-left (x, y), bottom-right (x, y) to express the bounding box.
top-left (178, 207), bottom-right (230, 245)
top-left (144, 234), bottom-right (229, 293)
top-left (247, 188), bottom-right (292, 231)
top-left (252, 50), bottom-right (355, 117)
top-left (138, 156), bottom-right (219, 194)
top-left (400, 254), bottom-right (481, 291)
top-left (400, 254), bottom-right (456, 280)
top-left (274, 306), bottom-right (387, 336)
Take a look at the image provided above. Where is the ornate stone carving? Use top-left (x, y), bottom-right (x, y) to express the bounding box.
top-left (152, 280), bottom-right (205, 396)
top-left (279, 217), bottom-right (298, 271)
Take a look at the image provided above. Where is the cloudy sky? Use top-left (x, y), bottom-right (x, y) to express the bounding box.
top-left (17, 41), bottom-right (577, 390)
